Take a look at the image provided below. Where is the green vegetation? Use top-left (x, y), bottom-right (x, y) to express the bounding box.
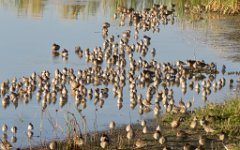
top-left (160, 96), bottom-right (240, 149)
top-left (161, 96), bottom-right (240, 137)
top-left (194, 96), bottom-right (240, 137)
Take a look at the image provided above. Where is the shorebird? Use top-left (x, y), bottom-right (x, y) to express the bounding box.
top-left (159, 136), bottom-right (166, 145)
top-left (203, 125), bottom-right (215, 134)
top-left (2, 124), bottom-right (8, 133)
top-left (11, 126), bottom-right (17, 136)
top-left (135, 138), bottom-right (147, 148)
top-left (74, 136), bottom-right (84, 146)
top-left (171, 117), bottom-right (181, 129)
top-left (28, 123), bottom-right (34, 131)
top-left (176, 130), bottom-right (188, 138)
top-left (125, 124), bottom-right (132, 132)
top-left (49, 141), bottom-right (57, 150)
top-left (190, 116), bottom-right (198, 129)
top-left (183, 143), bottom-right (196, 150)
top-left (51, 43), bottom-right (60, 51)
top-left (140, 120), bottom-right (146, 127)
top-left (153, 130), bottom-right (161, 140)
top-left (219, 132), bottom-right (228, 142)
top-left (100, 134), bottom-right (110, 149)
top-left (0, 140), bottom-right (12, 150)
top-left (126, 129), bottom-right (135, 140)
top-left (142, 126), bottom-right (148, 134)
top-left (109, 121), bottom-right (116, 130)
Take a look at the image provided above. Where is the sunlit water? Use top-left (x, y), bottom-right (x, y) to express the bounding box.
top-left (0, 0), bottom-right (239, 148)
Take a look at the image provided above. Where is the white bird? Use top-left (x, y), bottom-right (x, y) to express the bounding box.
top-left (11, 126), bottom-right (17, 135)
top-left (2, 124), bottom-right (8, 132)
top-left (28, 123), bottom-right (34, 131)
top-left (109, 121), bottom-right (116, 130)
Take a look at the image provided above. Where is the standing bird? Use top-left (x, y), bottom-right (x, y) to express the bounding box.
top-left (171, 117), bottom-right (182, 129)
top-left (126, 129), bottom-right (135, 140)
top-left (11, 126), bottom-right (17, 136)
top-left (153, 130), bottom-right (161, 140)
top-left (142, 126), bottom-right (148, 134)
top-left (0, 140), bottom-right (12, 150)
top-left (183, 143), bottom-right (196, 150)
top-left (49, 141), bottom-right (57, 150)
top-left (159, 136), bottom-right (167, 145)
top-left (2, 124), bottom-right (8, 133)
top-left (28, 123), bottom-right (34, 131)
top-left (135, 138), bottom-right (147, 148)
top-left (109, 121), bottom-right (116, 134)
top-left (203, 125), bottom-right (215, 134)
top-left (219, 132), bottom-right (228, 142)
top-left (100, 134), bottom-right (110, 149)
top-left (190, 117), bottom-right (198, 129)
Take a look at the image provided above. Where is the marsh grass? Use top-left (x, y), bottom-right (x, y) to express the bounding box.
top-left (193, 96), bottom-right (240, 137)
top-left (161, 96), bottom-right (240, 136)
top-left (181, 0), bottom-right (240, 15)
top-left (160, 96), bottom-right (240, 149)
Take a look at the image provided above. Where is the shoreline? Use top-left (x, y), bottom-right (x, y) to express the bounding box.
top-left (22, 96), bottom-right (240, 150)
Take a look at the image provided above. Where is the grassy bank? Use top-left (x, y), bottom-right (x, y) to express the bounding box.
top-left (161, 96), bottom-right (240, 138)
top-left (28, 96), bottom-right (240, 150)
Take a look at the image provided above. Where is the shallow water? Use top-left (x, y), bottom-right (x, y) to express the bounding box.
top-left (0, 0), bottom-right (239, 148)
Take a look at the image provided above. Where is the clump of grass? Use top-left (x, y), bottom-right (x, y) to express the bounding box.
top-left (189, 0), bottom-right (240, 14)
top-left (194, 96), bottom-right (240, 137)
top-left (161, 96), bottom-right (240, 138)
top-left (204, 0), bottom-right (239, 14)
top-left (175, 0), bottom-right (240, 17)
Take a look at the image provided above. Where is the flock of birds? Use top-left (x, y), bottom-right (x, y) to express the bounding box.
top-left (0, 3), bottom-right (239, 150)
top-left (0, 123), bottom-right (33, 149)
